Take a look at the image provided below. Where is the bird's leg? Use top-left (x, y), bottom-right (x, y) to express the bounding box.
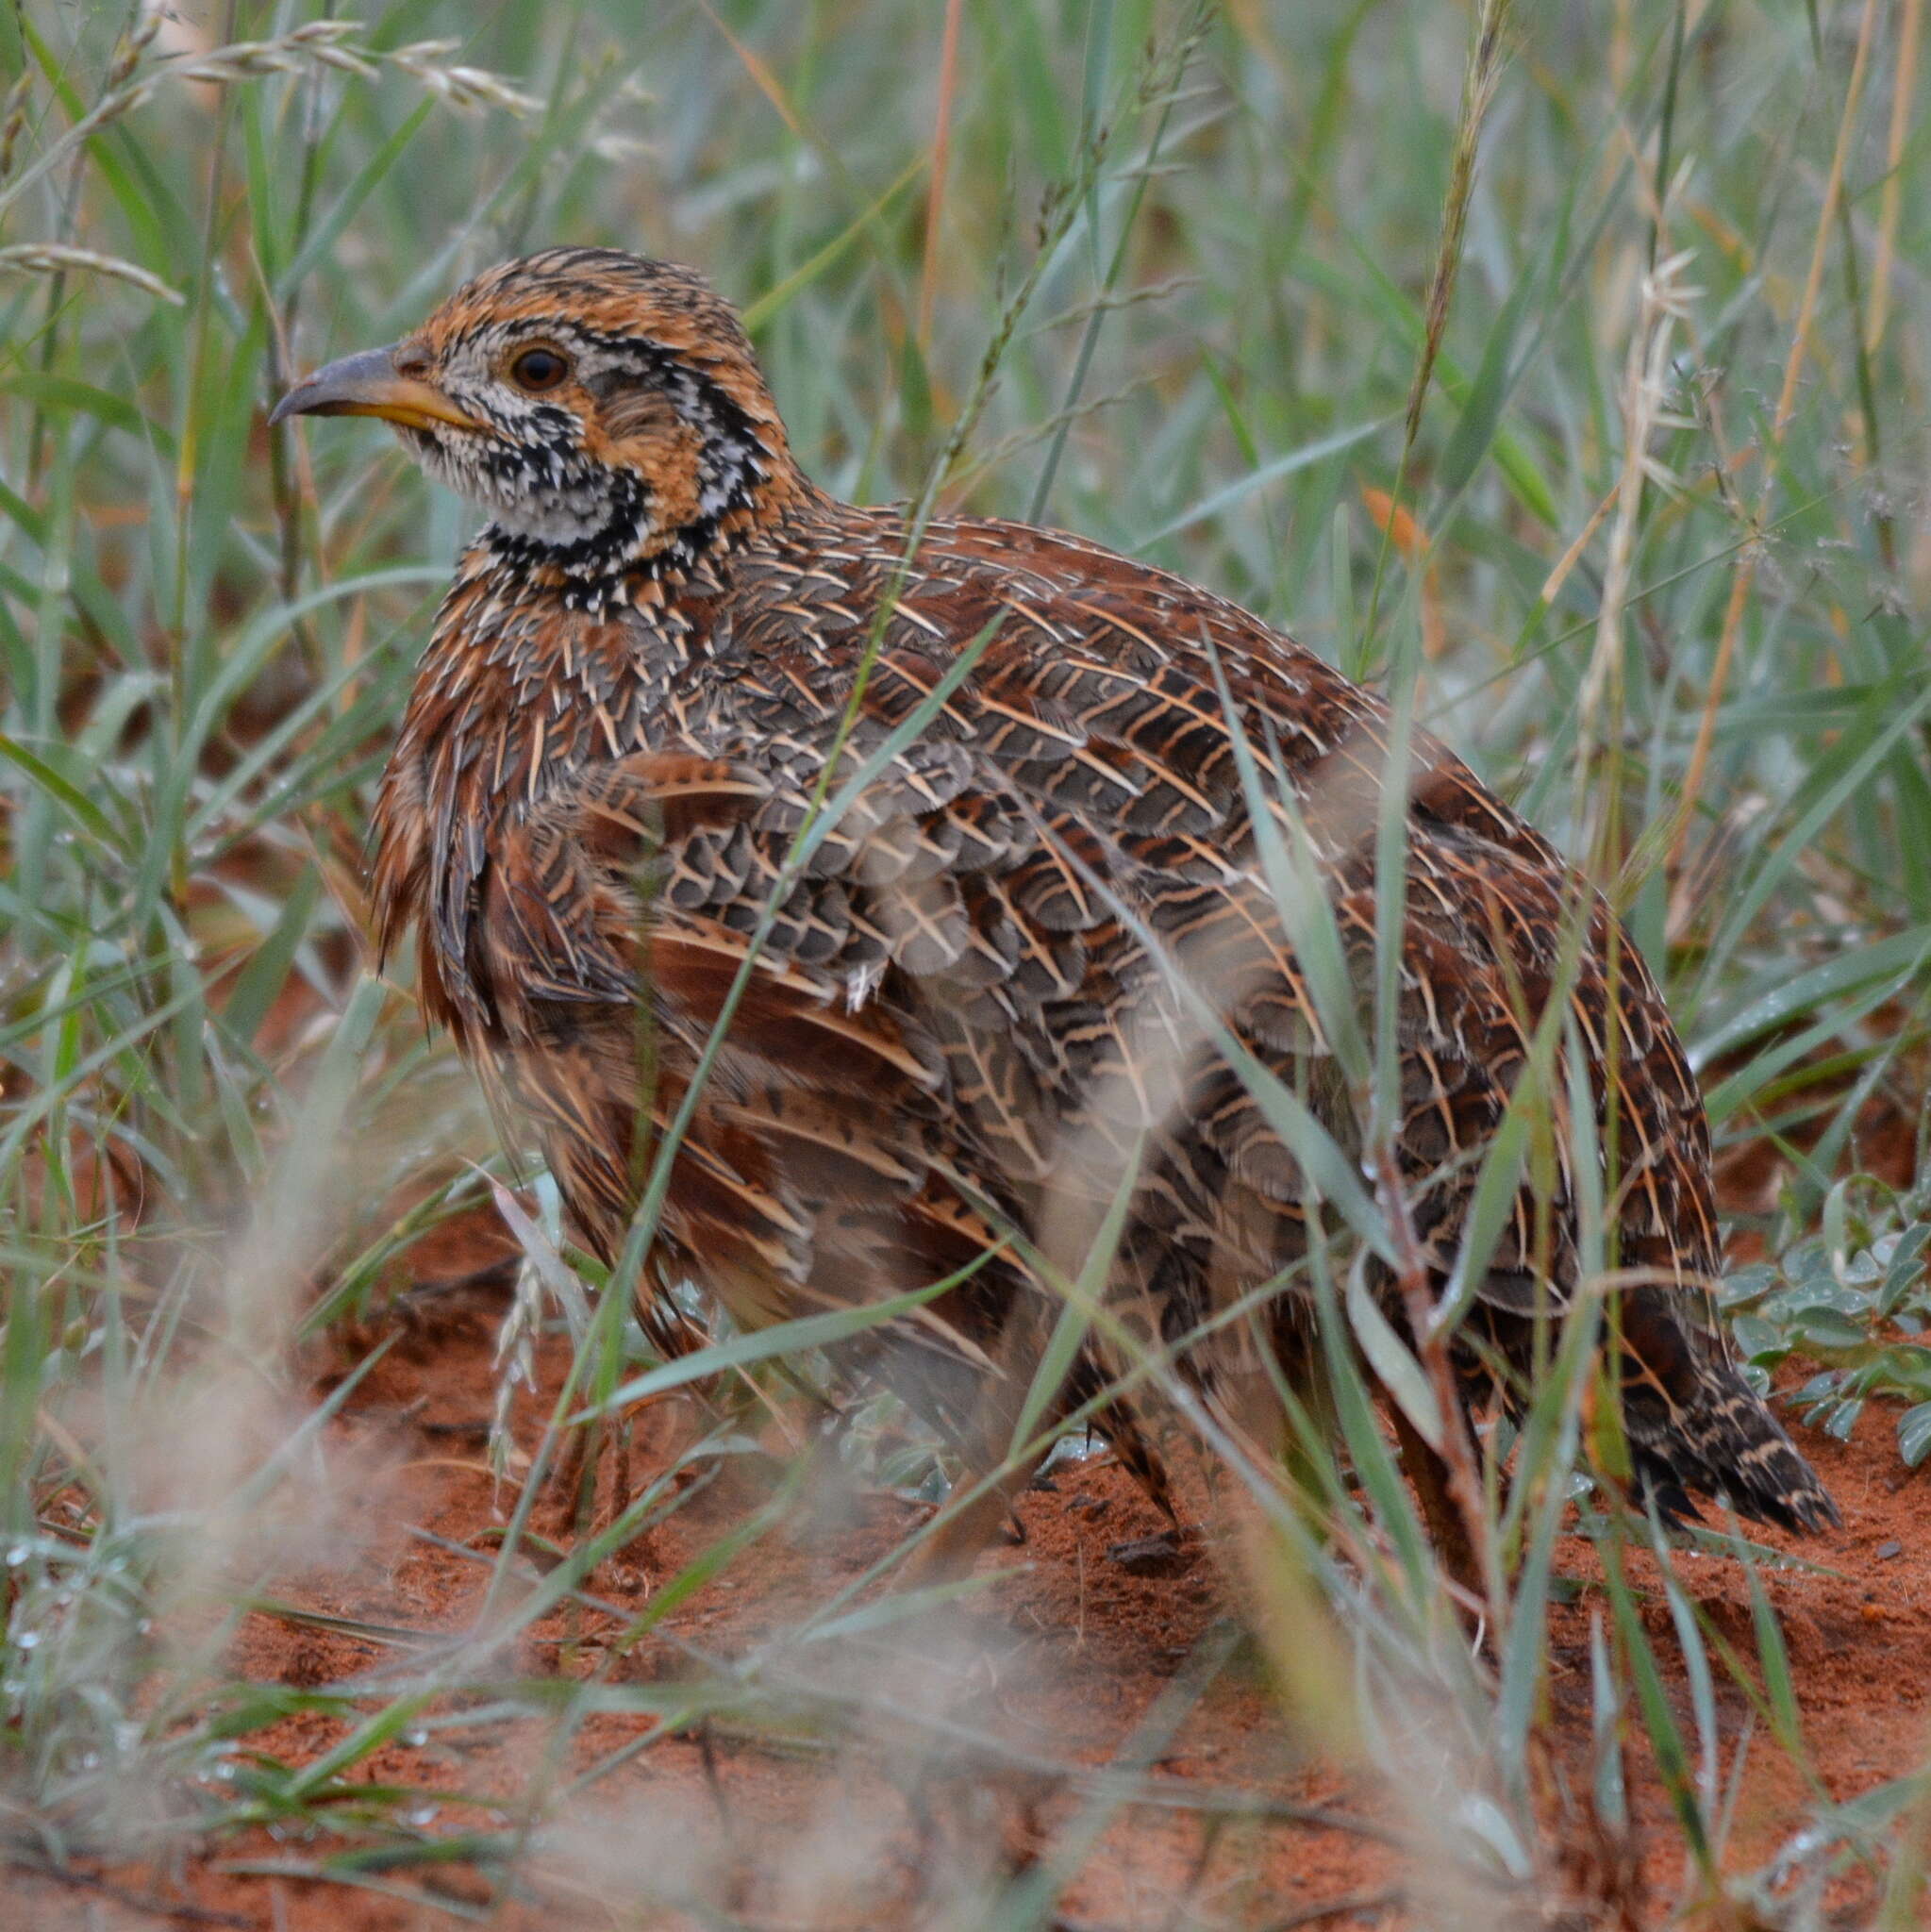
top-left (548, 1409), bottom-right (609, 1524)
top-left (896, 1300), bottom-right (1058, 1588)
top-left (898, 1448), bottom-right (1047, 1587)
top-left (1387, 1401), bottom-right (1482, 1604)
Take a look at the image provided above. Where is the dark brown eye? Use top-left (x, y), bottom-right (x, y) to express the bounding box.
top-left (509, 347), bottom-right (569, 392)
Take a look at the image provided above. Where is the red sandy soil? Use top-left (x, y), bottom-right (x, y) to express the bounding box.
top-left (11, 1207), bottom-right (1930, 1932)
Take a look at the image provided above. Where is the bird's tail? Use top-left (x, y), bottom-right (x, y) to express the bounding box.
top-left (1623, 1350), bottom-right (1839, 1535)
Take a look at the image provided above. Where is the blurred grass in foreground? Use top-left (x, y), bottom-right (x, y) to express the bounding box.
top-left (1, 1), bottom-right (1928, 1925)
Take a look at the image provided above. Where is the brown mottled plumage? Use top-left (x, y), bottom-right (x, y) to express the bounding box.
top-left (274, 247), bottom-right (1836, 1546)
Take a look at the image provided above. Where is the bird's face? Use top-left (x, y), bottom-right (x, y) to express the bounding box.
top-left (273, 248), bottom-right (796, 596)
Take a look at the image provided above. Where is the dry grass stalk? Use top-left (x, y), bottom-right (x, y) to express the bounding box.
top-left (1670, 0), bottom-right (1883, 874)
top-left (1865, 0), bottom-right (1924, 356)
top-left (1402, 0), bottom-right (1515, 449)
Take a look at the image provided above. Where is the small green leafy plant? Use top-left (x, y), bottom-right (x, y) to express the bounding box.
top-left (1724, 1171), bottom-right (1931, 1465)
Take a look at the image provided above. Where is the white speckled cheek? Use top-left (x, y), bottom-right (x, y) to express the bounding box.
top-left (406, 431), bottom-right (469, 499)
top-left (491, 474), bottom-right (625, 544)
top-left (408, 398), bottom-right (637, 548)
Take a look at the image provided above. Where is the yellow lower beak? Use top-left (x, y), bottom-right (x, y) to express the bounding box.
top-left (270, 345), bottom-right (484, 434)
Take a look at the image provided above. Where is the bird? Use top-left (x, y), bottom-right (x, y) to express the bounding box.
top-left (272, 246), bottom-right (1837, 1562)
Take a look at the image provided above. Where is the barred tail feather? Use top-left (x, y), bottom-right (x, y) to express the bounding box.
top-left (1624, 1357), bottom-right (1840, 1536)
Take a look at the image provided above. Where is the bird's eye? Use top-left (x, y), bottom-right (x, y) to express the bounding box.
top-left (509, 347), bottom-right (570, 392)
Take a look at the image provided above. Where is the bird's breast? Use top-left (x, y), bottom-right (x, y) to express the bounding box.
top-left (374, 583), bottom-right (747, 1039)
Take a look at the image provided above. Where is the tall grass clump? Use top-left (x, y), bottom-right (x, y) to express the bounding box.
top-left (2, 2), bottom-right (1927, 1926)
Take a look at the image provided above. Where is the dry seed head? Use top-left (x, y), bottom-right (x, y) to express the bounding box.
top-left (0, 243), bottom-right (182, 306)
top-left (170, 25), bottom-right (375, 86)
top-left (108, 10), bottom-right (163, 90)
top-left (0, 73), bottom-right (30, 180)
top-left (389, 42), bottom-right (543, 116)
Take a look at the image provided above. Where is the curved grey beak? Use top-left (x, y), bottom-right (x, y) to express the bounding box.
top-left (270, 344), bottom-right (484, 433)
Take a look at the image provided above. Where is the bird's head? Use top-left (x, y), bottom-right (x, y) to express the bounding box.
top-left (272, 248), bottom-right (800, 601)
